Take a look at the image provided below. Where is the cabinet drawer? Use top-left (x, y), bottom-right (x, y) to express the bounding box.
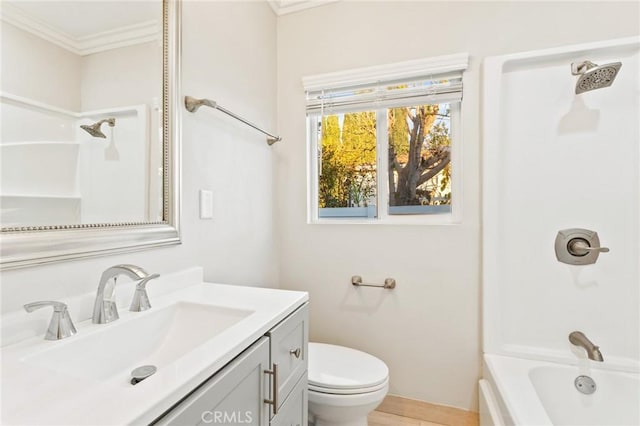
top-left (267, 303), bottom-right (308, 415)
top-left (270, 373), bottom-right (307, 426)
top-left (154, 337), bottom-right (270, 426)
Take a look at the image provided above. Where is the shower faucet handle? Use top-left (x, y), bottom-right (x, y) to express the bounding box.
top-left (555, 228), bottom-right (609, 265)
top-left (568, 239), bottom-right (610, 256)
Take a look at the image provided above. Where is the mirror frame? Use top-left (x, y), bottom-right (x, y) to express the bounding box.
top-left (0, 0), bottom-right (182, 270)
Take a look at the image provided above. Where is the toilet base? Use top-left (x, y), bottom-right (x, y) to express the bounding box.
top-left (308, 381), bottom-right (388, 426)
top-left (313, 417), bottom-right (367, 426)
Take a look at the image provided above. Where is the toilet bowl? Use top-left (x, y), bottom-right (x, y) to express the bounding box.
top-left (308, 343), bottom-right (389, 426)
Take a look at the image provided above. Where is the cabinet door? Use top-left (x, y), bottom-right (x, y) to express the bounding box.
top-left (155, 337), bottom-right (270, 426)
top-left (270, 373), bottom-right (307, 426)
top-left (267, 303), bottom-right (308, 417)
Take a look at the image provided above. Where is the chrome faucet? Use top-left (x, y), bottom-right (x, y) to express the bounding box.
top-left (24, 301), bottom-right (77, 340)
top-left (92, 264), bottom-right (159, 324)
top-left (569, 331), bottom-right (604, 362)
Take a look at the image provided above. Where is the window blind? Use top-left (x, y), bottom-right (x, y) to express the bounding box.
top-left (303, 53), bottom-right (468, 115)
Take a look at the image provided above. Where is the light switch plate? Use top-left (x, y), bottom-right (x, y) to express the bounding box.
top-left (199, 190), bottom-right (213, 219)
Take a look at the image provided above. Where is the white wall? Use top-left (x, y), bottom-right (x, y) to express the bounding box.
top-left (275, 1), bottom-right (640, 411)
top-left (0, 1), bottom-right (278, 323)
top-left (0, 22), bottom-right (81, 111)
top-left (81, 41), bottom-right (162, 112)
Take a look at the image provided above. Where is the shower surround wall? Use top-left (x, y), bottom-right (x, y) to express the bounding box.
top-left (76, 107), bottom-right (149, 224)
top-left (1, 22), bottom-right (157, 225)
top-left (0, 96), bottom-right (149, 226)
top-left (0, 99), bottom-right (80, 226)
top-left (483, 37), bottom-right (640, 369)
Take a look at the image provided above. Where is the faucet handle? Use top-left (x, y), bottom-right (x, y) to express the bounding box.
top-left (24, 301), bottom-right (77, 341)
top-left (136, 273), bottom-right (160, 290)
top-left (130, 273), bottom-right (160, 312)
top-left (24, 300), bottom-right (67, 313)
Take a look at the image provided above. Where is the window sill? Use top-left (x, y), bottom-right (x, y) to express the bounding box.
top-left (312, 205), bottom-right (459, 225)
top-left (308, 214), bottom-right (461, 226)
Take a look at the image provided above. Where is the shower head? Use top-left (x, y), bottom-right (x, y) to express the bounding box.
top-left (80, 118), bottom-right (116, 138)
top-left (571, 60), bottom-right (622, 94)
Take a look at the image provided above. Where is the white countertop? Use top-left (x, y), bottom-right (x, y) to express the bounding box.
top-left (1, 277), bottom-right (308, 425)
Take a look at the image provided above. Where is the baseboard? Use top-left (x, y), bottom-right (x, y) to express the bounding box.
top-left (376, 395), bottom-right (479, 426)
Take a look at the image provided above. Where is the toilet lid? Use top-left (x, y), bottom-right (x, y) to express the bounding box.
top-left (308, 343), bottom-right (388, 391)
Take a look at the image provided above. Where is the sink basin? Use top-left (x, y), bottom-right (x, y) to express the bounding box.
top-left (1, 276), bottom-right (309, 425)
top-left (21, 302), bottom-right (254, 382)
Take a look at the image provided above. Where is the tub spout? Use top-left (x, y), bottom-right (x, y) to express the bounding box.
top-left (569, 331), bottom-right (604, 362)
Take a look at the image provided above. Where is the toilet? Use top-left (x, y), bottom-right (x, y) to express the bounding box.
top-left (308, 343), bottom-right (389, 426)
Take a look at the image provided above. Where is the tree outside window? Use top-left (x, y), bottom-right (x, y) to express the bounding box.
top-left (318, 103), bottom-right (451, 216)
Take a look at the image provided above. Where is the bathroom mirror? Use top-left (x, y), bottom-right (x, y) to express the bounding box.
top-left (0, 0), bottom-right (181, 269)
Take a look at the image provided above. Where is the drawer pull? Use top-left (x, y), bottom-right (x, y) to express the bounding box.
top-left (264, 363), bottom-right (279, 415)
top-left (289, 348), bottom-right (301, 358)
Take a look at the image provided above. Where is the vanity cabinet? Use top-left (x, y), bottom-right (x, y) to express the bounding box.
top-left (270, 374), bottom-right (307, 426)
top-left (266, 302), bottom-right (308, 419)
top-left (155, 303), bottom-right (308, 426)
top-left (155, 337), bottom-right (270, 425)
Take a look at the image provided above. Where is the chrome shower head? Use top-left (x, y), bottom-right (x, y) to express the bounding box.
top-left (571, 60), bottom-right (622, 94)
top-left (80, 118), bottom-right (116, 138)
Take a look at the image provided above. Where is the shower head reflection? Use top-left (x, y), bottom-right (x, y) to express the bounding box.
top-left (80, 118), bottom-right (116, 138)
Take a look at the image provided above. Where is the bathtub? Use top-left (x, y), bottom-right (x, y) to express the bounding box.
top-left (479, 354), bottom-right (640, 426)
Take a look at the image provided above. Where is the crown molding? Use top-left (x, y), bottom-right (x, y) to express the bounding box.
top-left (74, 20), bottom-right (160, 56)
top-left (268, 0), bottom-right (340, 16)
top-left (0, 3), bottom-right (160, 56)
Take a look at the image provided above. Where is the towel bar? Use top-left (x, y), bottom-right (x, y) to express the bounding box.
top-left (184, 95), bottom-right (281, 145)
top-left (351, 275), bottom-right (396, 289)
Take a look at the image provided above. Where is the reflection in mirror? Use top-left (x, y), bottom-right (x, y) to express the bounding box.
top-left (1, 1), bottom-right (164, 228)
top-left (0, 0), bottom-right (181, 269)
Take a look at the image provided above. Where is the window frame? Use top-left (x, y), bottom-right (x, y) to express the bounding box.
top-left (304, 53), bottom-right (468, 226)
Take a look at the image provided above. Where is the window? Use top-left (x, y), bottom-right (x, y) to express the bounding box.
top-left (304, 54), bottom-right (468, 223)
